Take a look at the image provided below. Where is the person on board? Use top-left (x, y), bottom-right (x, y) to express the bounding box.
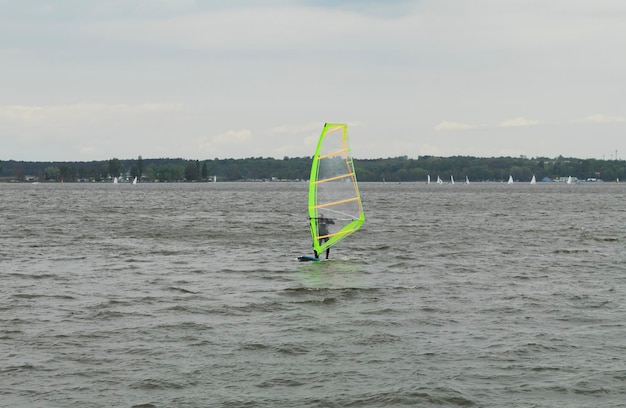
top-left (314, 213), bottom-right (335, 259)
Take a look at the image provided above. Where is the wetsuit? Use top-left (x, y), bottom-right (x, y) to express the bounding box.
top-left (314, 217), bottom-right (335, 259)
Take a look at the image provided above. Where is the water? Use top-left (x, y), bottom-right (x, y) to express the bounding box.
top-left (2, 182), bottom-right (625, 407)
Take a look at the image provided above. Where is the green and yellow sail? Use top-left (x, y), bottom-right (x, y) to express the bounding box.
top-left (308, 123), bottom-right (365, 256)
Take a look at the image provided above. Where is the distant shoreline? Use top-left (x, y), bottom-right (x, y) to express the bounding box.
top-left (1, 156), bottom-right (624, 183)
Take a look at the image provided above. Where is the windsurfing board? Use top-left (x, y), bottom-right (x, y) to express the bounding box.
top-left (297, 255), bottom-right (321, 262)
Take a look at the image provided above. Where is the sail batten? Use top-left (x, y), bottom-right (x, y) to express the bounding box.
top-left (316, 228), bottom-right (357, 240)
top-left (314, 196), bottom-right (360, 209)
top-left (324, 125), bottom-right (344, 133)
top-left (317, 149), bottom-right (349, 160)
top-left (314, 172), bottom-right (354, 184)
top-left (308, 123), bottom-right (364, 257)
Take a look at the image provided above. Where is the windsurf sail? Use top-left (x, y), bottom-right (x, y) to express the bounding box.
top-left (307, 123), bottom-right (365, 257)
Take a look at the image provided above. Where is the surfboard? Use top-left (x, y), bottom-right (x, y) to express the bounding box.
top-left (297, 255), bottom-right (321, 262)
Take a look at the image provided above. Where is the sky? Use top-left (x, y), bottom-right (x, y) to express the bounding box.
top-left (1, 0), bottom-right (625, 161)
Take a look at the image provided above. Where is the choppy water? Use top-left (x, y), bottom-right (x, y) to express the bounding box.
top-left (1, 182), bottom-right (625, 407)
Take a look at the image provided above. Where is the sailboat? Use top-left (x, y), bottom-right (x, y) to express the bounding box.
top-left (507, 175), bottom-right (514, 184)
top-left (465, 176), bottom-right (470, 184)
top-left (450, 175), bottom-right (455, 185)
top-left (113, 177), bottom-right (118, 184)
top-left (566, 176), bottom-right (572, 184)
top-left (436, 176), bottom-right (443, 185)
top-left (530, 175), bottom-right (536, 184)
top-left (132, 176), bottom-right (137, 185)
top-left (298, 123), bottom-right (365, 262)
top-left (427, 175), bottom-right (431, 185)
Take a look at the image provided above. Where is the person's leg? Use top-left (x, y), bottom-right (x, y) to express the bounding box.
top-left (316, 238), bottom-right (326, 258)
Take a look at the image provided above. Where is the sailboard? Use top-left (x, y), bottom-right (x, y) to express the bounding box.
top-left (298, 123), bottom-right (365, 261)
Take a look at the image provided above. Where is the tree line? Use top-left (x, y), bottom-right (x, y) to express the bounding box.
top-left (1, 155), bottom-right (625, 182)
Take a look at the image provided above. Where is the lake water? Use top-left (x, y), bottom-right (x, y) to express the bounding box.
top-left (1, 182), bottom-right (625, 407)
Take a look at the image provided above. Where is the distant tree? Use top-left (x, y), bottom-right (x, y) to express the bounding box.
top-left (100, 165), bottom-right (109, 180)
top-left (130, 164), bottom-right (139, 179)
top-left (108, 158), bottom-right (122, 178)
top-left (44, 166), bottom-right (61, 181)
top-left (14, 162), bottom-right (24, 181)
top-left (184, 162), bottom-right (199, 181)
top-left (59, 165), bottom-right (75, 181)
top-left (149, 163), bottom-right (183, 181)
top-left (225, 162), bottom-right (242, 180)
top-left (145, 164), bottom-right (157, 180)
top-left (201, 161), bottom-right (208, 180)
top-left (137, 155), bottom-right (143, 178)
top-left (76, 166), bottom-right (86, 180)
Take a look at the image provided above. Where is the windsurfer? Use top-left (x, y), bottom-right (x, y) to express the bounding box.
top-left (314, 213), bottom-right (335, 259)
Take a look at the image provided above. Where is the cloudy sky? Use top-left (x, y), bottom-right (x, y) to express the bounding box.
top-left (1, 0), bottom-right (625, 161)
